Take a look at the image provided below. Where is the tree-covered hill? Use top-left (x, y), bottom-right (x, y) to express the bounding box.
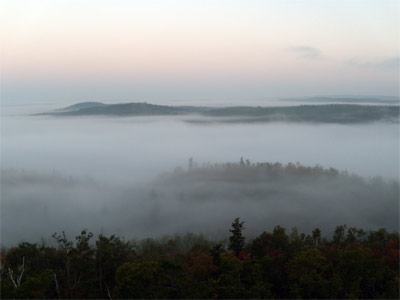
top-left (280, 96), bottom-right (400, 104)
top-left (2, 160), bottom-right (398, 247)
top-left (38, 102), bottom-right (399, 124)
top-left (54, 102), bottom-right (106, 112)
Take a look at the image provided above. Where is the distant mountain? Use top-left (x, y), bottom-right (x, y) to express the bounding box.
top-left (280, 96), bottom-right (400, 104)
top-left (41, 102), bottom-right (210, 116)
top-left (199, 104), bottom-right (399, 124)
top-left (38, 102), bottom-right (399, 124)
top-left (63, 102), bottom-right (184, 116)
top-left (55, 102), bottom-right (107, 112)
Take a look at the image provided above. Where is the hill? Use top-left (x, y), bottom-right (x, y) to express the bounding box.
top-left (280, 96), bottom-right (400, 104)
top-left (55, 101), bottom-right (106, 112)
top-left (39, 102), bottom-right (399, 124)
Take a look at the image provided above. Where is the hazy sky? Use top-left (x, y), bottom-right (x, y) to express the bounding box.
top-left (1, 0), bottom-right (399, 104)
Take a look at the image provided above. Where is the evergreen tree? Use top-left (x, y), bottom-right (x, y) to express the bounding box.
top-left (333, 225), bottom-right (347, 247)
top-left (312, 228), bottom-right (322, 248)
top-left (229, 218), bottom-right (245, 256)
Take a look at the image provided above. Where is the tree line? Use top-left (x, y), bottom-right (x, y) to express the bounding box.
top-left (1, 219), bottom-right (398, 299)
top-left (161, 158), bottom-right (368, 183)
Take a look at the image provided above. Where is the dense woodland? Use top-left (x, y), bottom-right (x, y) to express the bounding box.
top-left (1, 219), bottom-right (399, 299)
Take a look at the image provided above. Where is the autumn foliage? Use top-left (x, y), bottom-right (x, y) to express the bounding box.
top-left (1, 223), bottom-right (399, 299)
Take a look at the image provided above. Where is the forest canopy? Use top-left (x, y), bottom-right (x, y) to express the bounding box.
top-left (1, 222), bottom-right (399, 299)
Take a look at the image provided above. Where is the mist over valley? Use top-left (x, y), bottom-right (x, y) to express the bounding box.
top-left (1, 102), bottom-right (399, 245)
top-left (2, 2), bottom-right (399, 297)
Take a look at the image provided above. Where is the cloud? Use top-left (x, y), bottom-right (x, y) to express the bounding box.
top-left (346, 56), bottom-right (400, 69)
top-left (288, 46), bottom-right (321, 60)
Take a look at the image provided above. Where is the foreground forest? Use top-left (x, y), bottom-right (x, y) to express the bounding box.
top-left (1, 220), bottom-right (399, 299)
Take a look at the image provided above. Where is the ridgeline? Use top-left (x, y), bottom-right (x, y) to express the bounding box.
top-left (37, 101), bottom-right (399, 124)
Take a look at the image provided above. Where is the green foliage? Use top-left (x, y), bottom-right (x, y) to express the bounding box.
top-left (217, 252), bottom-right (246, 298)
top-left (114, 261), bottom-right (183, 299)
top-left (1, 222), bottom-right (398, 299)
top-left (286, 249), bottom-right (333, 298)
top-left (249, 225), bottom-right (289, 258)
top-left (14, 269), bottom-right (54, 299)
top-left (210, 243), bottom-right (224, 266)
top-left (336, 248), bottom-right (398, 298)
top-left (228, 218), bottom-right (245, 256)
top-left (95, 234), bottom-right (136, 299)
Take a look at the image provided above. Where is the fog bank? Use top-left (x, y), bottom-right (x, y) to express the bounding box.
top-left (1, 108), bottom-right (399, 183)
top-left (1, 104), bottom-right (399, 246)
top-left (1, 163), bottom-right (398, 246)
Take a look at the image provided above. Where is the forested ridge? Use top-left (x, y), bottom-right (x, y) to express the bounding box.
top-left (2, 160), bottom-right (399, 244)
top-left (38, 102), bottom-right (399, 124)
top-left (1, 220), bottom-right (399, 299)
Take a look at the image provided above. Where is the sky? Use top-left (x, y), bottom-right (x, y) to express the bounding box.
top-left (1, 0), bottom-right (399, 104)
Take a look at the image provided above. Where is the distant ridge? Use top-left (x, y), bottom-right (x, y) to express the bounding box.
top-left (37, 102), bottom-right (400, 124)
top-left (280, 96), bottom-right (400, 104)
top-left (55, 102), bottom-right (106, 112)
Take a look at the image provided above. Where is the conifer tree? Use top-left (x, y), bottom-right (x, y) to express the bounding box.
top-left (228, 218), bottom-right (245, 256)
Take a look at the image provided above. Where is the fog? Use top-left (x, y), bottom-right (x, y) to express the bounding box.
top-left (2, 104), bottom-right (399, 182)
top-left (1, 104), bottom-right (399, 245)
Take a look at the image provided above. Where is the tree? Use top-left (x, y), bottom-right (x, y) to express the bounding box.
top-left (286, 249), bottom-right (334, 299)
top-left (95, 234), bottom-right (135, 299)
top-left (272, 226), bottom-right (289, 253)
top-left (70, 230), bottom-right (96, 298)
top-left (210, 243), bottom-right (224, 266)
top-left (333, 225), bottom-right (347, 247)
top-left (52, 231), bottom-right (73, 298)
top-left (229, 218), bottom-right (245, 256)
top-left (335, 248), bottom-right (398, 298)
top-left (217, 252), bottom-right (245, 298)
top-left (289, 227), bottom-right (302, 254)
top-left (115, 261), bottom-right (178, 299)
top-left (312, 228), bottom-right (322, 248)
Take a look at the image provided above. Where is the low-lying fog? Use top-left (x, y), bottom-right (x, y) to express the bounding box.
top-left (1, 104), bottom-right (399, 245)
top-left (2, 104), bottom-right (399, 182)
